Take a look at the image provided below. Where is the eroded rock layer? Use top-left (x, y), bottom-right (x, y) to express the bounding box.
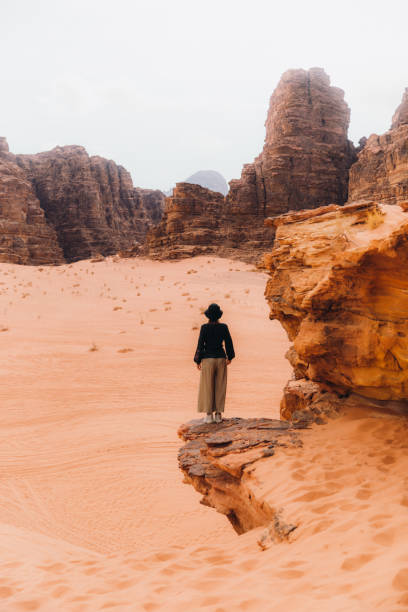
top-left (348, 89), bottom-right (408, 204)
top-left (16, 146), bottom-right (159, 262)
top-left (146, 182), bottom-right (276, 262)
top-left (178, 417), bottom-right (304, 534)
top-left (228, 67), bottom-right (356, 217)
top-left (0, 139), bottom-right (164, 264)
top-left (146, 182), bottom-right (225, 259)
top-left (264, 200), bottom-right (408, 409)
top-left (0, 140), bottom-right (64, 264)
top-left (148, 68), bottom-right (355, 263)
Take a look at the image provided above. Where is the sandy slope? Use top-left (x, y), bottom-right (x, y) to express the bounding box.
top-left (0, 256), bottom-right (407, 611)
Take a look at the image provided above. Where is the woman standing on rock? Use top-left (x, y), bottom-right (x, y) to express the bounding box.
top-left (194, 303), bottom-right (235, 424)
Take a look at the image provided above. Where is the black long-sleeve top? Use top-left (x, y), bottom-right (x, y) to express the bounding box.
top-left (194, 322), bottom-right (235, 364)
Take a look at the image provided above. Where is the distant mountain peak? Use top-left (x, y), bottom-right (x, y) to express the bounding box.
top-left (184, 170), bottom-right (228, 196)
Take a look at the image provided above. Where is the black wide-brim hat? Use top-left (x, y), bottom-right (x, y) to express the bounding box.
top-left (204, 303), bottom-right (223, 320)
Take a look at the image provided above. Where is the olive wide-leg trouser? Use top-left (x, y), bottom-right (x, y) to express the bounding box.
top-left (197, 357), bottom-right (227, 414)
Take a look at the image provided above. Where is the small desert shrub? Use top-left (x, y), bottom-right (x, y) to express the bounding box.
top-left (89, 342), bottom-right (98, 352)
top-left (117, 348), bottom-right (134, 353)
top-left (366, 207), bottom-right (385, 230)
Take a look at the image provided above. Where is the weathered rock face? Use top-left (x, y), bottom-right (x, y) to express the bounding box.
top-left (15, 146), bottom-right (157, 262)
top-left (392, 88), bottom-right (408, 129)
top-left (145, 182), bottom-right (226, 259)
top-left (264, 200), bottom-right (408, 413)
top-left (0, 140), bottom-right (164, 264)
top-left (178, 417), bottom-right (304, 534)
top-left (228, 67), bottom-right (356, 217)
top-left (145, 180), bottom-right (276, 262)
top-left (348, 89), bottom-right (408, 204)
top-left (135, 188), bottom-right (165, 225)
top-left (0, 139), bottom-right (64, 264)
top-left (148, 68), bottom-right (355, 263)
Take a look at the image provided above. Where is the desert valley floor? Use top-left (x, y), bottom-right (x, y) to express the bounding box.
top-left (1, 256), bottom-right (408, 611)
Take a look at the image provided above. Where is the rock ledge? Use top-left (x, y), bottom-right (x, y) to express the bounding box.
top-left (178, 417), bottom-right (306, 534)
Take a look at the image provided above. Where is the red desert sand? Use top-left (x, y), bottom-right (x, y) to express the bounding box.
top-left (0, 256), bottom-right (407, 611)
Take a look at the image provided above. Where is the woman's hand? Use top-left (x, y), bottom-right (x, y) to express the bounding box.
top-left (226, 359), bottom-right (231, 365)
top-left (196, 363), bottom-right (202, 370)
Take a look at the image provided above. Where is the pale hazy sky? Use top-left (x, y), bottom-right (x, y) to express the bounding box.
top-left (1, 0), bottom-right (407, 190)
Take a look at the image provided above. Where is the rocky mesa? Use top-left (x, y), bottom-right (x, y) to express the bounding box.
top-left (228, 67), bottom-right (356, 218)
top-left (16, 145), bottom-right (164, 262)
top-left (0, 139), bottom-right (165, 264)
top-left (147, 68), bottom-right (356, 263)
top-left (0, 138), bottom-right (64, 265)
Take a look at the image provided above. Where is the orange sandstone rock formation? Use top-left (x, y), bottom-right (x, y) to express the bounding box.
top-left (348, 89), bottom-right (408, 204)
top-left (16, 146), bottom-right (164, 262)
top-left (228, 67), bottom-right (356, 217)
top-left (148, 68), bottom-right (355, 262)
top-left (146, 182), bottom-right (226, 259)
top-left (264, 200), bottom-right (408, 419)
top-left (178, 417), bottom-right (303, 534)
top-left (0, 139), bottom-right (64, 264)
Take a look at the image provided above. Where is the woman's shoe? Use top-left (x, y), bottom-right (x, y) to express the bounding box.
top-left (214, 412), bottom-right (222, 424)
top-left (204, 413), bottom-right (214, 424)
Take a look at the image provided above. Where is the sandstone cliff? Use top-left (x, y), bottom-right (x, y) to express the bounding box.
top-left (16, 146), bottom-right (163, 262)
top-left (0, 139), bottom-right (64, 264)
top-left (145, 182), bottom-right (226, 259)
top-left (148, 68), bottom-right (355, 263)
top-left (348, 89), bottom-right (408, 204)
top-left (264, 200), bottom-right (408, 418)
top-left (228, 67), bottom-right (356, 217)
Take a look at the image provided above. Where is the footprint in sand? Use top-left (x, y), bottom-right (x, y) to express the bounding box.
top-left (282, 560), bottom-right (306, 568)
top-left (52, 586), bottom-right (70, 598)
top-left (356, 486), bottom-right (372, 500)
top-left (341, 554), bottom-right (374, 571)
top-left (277, 569), bottom-right (305, 579)
top-left (237, 559), bottom-right (260, 572)
top-left (382, 454), bottom-right (396, 465)
top-left (312, 519), bottom-right (334, 534)
top-left (15, 601), bottom-right (41, 610)
top-left (373, 528), bottom-right (395, 546)
top-left (0, 586), bottom-right (14, 598)
top-left (393, 568), bottom-right (408, 594)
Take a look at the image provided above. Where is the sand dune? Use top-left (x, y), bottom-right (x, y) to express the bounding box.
top-left (0, 256), bottom-right (406, 610)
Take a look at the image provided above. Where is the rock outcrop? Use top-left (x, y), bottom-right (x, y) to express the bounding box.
top-left (0, 139), bottom-right (165, 264)
top-left (15, 146), bottom-right (161, 262)
top-left (391, 88), bottom-right (408, 129)
top-left (178, 417), bottom-right (304, 534)
top-left (145, 182), bottom-right (226, 259)
top-left (348, 89), bottom-right (408, 204)
top-left (0, 139), bottom-right (64, 264)
top-left (136, 188), bottom-right (165, 225)
top-left (228, 67), bottom-right (356, 217)
top-left (148, 68), bottom-right (355, 263)
top-left (264, 200), bottom-right (408, 418)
